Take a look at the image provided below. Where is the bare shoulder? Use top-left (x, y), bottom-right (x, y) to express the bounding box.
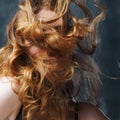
top-left (0, 76), bottom-right (21, 98)
top-left (0, 76), bottom-right (21, 119)
top-left (78, 102), bottom-right (110, 120)
top-left (0, 76), bottom-right (20, 93)
top-left (0, 76), bottom-right (12, 91)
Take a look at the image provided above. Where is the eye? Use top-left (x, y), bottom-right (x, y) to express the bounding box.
top-left (67, 25), bottom-right (73, 31)
top-left (54, 26), bottom-right (62, 32)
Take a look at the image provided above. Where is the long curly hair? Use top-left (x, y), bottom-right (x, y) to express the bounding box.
top-left (0, 0), bottom-right (105, 119)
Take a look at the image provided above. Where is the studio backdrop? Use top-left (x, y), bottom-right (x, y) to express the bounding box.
top-left (0, 0), bottom-right (120, 120)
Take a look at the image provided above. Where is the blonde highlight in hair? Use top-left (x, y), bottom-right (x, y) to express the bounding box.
top-left (0, 0), bottom-right (105, 119)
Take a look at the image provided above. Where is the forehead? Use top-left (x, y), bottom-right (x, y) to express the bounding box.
top-left (37, 8), bottom-right (63, 26)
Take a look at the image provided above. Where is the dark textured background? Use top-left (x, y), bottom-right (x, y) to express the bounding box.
top-left (0, 0), bottom-right (120, 120)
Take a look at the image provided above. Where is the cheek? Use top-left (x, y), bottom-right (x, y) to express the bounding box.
top-left (28, 46), bottom-right (39, 57)
top-left (27, 46), bottom-right (48, 58)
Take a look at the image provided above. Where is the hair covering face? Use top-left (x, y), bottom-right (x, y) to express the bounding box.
top-left (0, 0), bottom-right (105, 119)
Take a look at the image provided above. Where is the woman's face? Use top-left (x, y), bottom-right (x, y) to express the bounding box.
top-left (25, 8), bottom-right (63, 58)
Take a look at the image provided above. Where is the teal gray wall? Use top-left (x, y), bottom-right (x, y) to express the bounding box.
top-left (0, 0), bottom-right (120, 119)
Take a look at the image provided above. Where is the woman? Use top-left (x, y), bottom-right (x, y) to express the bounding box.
top-left (0, 0), bottom-right (108, 119)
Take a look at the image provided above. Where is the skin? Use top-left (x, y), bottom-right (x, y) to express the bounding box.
top-left (0, 77), bottom-right (21, 120)
top-left (25, 8), bottom-right (63, 58)
top-left (0, 8), bottom-right (109, 120)
top-left (0, 8), bottom-right (63, 120)
top-left (78, 102), bottom-right (109, 120)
